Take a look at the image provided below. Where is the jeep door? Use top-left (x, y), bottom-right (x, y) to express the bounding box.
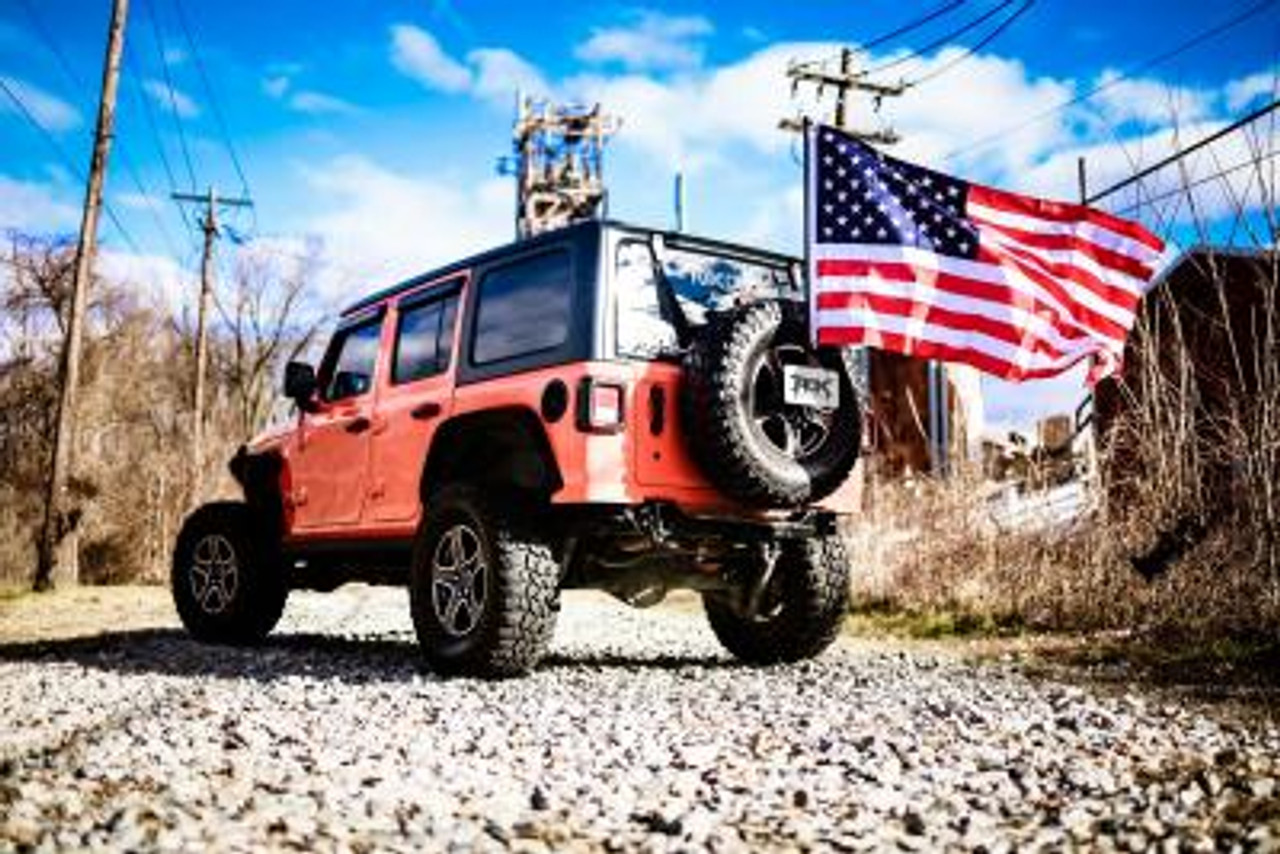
top-left (366, 279), bottom-right (463, 525)
top-left (289, 309), bottom-right (385, 530)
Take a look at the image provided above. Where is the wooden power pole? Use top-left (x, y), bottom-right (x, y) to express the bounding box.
top-left (171, 187), bottom-right (253, 503)
top-left (35, 0), bottom-right (130, 591)
top-left (780, 46), bottom-right (905, 142)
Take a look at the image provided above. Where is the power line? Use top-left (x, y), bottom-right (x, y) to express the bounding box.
top-left (1087, 98), bottom-right (1280, 203)
top-left (862, 0), bottom-right (968, 52)
top-left (905, 0), bottom-right (1035, 88)
top-left (865, 0), bottom-right (1019, 78)
top-left (0, 76), bottom-right (141, 254)
top-left (943, 0), bottom-right (1279, 162)
top-left (171, 0), bottom-right (254, 202)
top-left (123, 39), bottom-right (179, 194)
top-left (1112, 148), bottom-right (1280, 215)
top-left (142, 0), bottom-right (198, 191)
top-left (16, 0), bottom-right (183, 259)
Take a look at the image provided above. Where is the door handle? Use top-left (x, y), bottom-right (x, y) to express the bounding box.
top-left (345, 416), bottom-right (372, 434)
top-left (410, 401), bottom-right (442, 421)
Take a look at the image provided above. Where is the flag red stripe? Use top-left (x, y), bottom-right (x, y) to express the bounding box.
top-left (970, 184), bottom-right (1164, 252)
top-left (816, 255), bottom-right (1128, 342)
top-left (815, 326), bottom-right (1073, 381)
top-left (815, 259), bottom-right (1092, 342)
top-left (971, 217), bottom-right (1154, 281)
top-left (974, 246), bottom-right (1131, 341)
top-left (815, 291), bottom-right (1076, 359)
top-left (980, 241), bottom-right (1141, 316)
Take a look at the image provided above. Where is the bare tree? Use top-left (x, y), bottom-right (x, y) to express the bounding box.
top-left (213, 240), bottom-right (326, 439)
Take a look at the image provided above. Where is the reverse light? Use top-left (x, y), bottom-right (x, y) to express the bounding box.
top-left (577, 378), bottom-right (626, 433)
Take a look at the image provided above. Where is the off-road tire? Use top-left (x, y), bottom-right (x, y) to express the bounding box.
top-left (703, 534), bottom-right (850, 664)
top-left (681, 300), bottom-right (860, 507)
top-left (410, 484), bottom-right (559, 678)
top-left (172, 501), bottom-right (287, 644)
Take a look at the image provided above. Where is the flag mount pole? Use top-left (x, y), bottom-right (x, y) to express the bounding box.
top-left (803, 117), bottom-right (815, 347)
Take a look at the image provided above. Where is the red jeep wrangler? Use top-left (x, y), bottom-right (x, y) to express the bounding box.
top-left (172, 220), bottom-right (862, 676)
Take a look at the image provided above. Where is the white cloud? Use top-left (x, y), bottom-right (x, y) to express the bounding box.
top-left (0, 174), bottom-right (78, 233)
top-left (142, 79), bottom-right (200, 118)
top-left (1082, 70), bottom-right (1215, 131)
top-left (292, 155), bottom-right (512, 302)
top-left (1225, 69), bottom-right (1278, 111)
top-left (562, 42), bottom-right (810, 170)
top-left (888, 51), bottom-right (1075, 184)
top-left (115, 191), bottom-right (165, 211)
top-left (390, 24), bottom-right (473, 94)
top-left (97, 248), bottom-right (195, 313)
top-left (0, 75), bottom-right (81, 132)
top-left (468, 48), bottom-right (551, 102)
top-left (262, 75), bottom-right (291, 99)
top-left (388, 26), bottom-right (546, 104)
top-left (575, 11), bottom-right (713, 71)
top-left (288, 90), bottom-right (361, 115)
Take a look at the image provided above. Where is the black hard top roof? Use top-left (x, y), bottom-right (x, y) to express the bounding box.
top-left (340, 219), bottom-right (800, 317)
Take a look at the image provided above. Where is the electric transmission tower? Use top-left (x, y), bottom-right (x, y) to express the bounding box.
top-left (505, 97), bottom-right (620, 239)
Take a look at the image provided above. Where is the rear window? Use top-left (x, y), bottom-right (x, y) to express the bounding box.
top-left (472, 250), bottom-right (571, 365)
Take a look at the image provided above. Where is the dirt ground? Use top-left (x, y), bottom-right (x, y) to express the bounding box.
top-left (0, 585), bottom-right (180, 643)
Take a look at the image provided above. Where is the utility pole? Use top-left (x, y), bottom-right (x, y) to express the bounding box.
top-left (171, 187), bottom-right (253, 503)
top-left (779, 46), bottom-right (905, 142)
top-left (35, 0), bottom-right (129, 591)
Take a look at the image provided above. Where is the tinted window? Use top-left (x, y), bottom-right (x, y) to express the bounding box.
top-left (615, 240), bottom-right (679, 359)
top-left (472, 251), bottom-right (571, 365)
top-left (613, 240), bottom-right (798, 360)
top-left (393, 293), bottom-right (459, 384)
top-left (319, 317), bottom-right (382, 401)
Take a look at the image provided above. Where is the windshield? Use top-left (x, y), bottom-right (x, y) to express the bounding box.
top-left (614, 239), bottom-right (800, 359)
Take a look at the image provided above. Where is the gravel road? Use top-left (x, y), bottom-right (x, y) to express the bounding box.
top-left (1, 586), bottom-right (1278, 852)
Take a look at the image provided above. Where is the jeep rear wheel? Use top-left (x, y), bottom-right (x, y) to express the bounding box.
top-left (681, 300), bottom-right (861, 507)
top-left (410, 484), bottom-right (559, 678)
top-left (172, 501), bottom-right (287, 644)
top-left (703, 534), bottom-right (850, 664)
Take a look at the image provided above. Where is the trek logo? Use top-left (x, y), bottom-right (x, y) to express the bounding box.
top-left (781, 364), bottom-right (839, 410)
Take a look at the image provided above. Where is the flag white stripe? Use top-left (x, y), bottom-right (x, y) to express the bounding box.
top-left (968, 202), bottom-right (1163, 265)
top-left (979, 226), bottom-right (1149, 298)
top-left (815, 311), bottom-right (1093, 372)
top-left (815, 274), bottom-right (1094, 354)
top-left (811, 243), bottom-right (1135, 332)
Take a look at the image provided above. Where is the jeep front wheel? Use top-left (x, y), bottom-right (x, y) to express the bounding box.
top-left (410, 485), bottom-right (559, 677)
top-left (172, 501), bottom-right (287, 644)
top-left (703, 534), bottom-right (850, 664)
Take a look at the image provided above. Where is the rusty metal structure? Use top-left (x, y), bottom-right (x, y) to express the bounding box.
top-left (509, 97), bottom-right (619, 240)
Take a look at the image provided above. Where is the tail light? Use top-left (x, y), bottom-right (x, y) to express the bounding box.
top-left (577, 378), bottom-right (626, 433)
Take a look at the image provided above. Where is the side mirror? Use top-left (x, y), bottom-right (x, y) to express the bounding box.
top-left (283, 361), bottom-right (318, 409)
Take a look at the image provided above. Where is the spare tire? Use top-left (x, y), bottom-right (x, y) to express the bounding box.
top-left (681, 300), bottom-right (861, 507)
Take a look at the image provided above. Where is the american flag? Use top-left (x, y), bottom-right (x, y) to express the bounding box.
top-left (806, 124), bottom-right (1165, 382)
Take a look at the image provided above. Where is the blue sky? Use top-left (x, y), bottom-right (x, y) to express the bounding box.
top-left (1, 0), bottom-right (1278, 430)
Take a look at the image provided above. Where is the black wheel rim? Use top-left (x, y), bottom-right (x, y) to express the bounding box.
top-left (431, 523), bottom-right (488, 638)
top-left (190, 533), bottom-right (239, 615)
top-left (747, 343), bottom-right (835, 461)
